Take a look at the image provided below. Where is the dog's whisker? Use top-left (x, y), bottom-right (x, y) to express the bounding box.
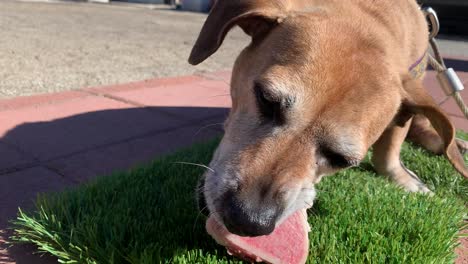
top-left (199, 182), bottom-right (218, 195)
top-left (193, 193), bottom-right (223, 232)
top-left (195, 185), bottom-right (205, 193)
top-left (438, 95), bottom-right (451, 105)
top-left (214, 79), bottom-right (231, 87)
top-left (196, 182), bottom-right (207, 192)
top-left (210, 211), bottom-right (226, 233)
top-left (314, 188), bottom-right (330, 194)
top-left (304, 201), bottom-right (313, 207)
top-left (207, 93), bottom-right (230, 98)
top-left (300, 208), bottom-right (309, 219)
top-left (307, 208), bottom-right (319, 217)
top-left (193, 123), bottom-right (224, 138)
top-left (173, 161), bottom-right (215, 173)
top-left (193, 204), bottom-right (210, 232)
top-left (302, 187), bottom-right (330, 195)
top-left (209, 210), bottom-right (222, 220)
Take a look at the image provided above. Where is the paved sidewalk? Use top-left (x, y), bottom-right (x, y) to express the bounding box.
top-left (0, 70), bottom-right (231, 263)
top-left (3, 1), bottom-right (468, 99)
top-left (0, 67), bottom-right (466, 263)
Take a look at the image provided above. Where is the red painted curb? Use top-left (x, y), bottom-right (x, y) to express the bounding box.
top-left (0, 69), bottom-right (465, 130)
top-left (84, 75), bottom-right (207, 95)
top-left (0, 74), bottom-right (215, 112)
top-left (0, 91), bottom-right (88, 112)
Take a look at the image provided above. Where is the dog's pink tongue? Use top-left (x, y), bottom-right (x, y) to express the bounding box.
top-left (206, 210), bottom-right (310, 264)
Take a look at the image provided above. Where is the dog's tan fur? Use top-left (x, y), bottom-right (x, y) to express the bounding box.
top-left (189, 0), bottom-right (468, 234)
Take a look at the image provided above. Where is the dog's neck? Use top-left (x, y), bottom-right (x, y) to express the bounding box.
top-left (409, 51), bottom-right (428, 79)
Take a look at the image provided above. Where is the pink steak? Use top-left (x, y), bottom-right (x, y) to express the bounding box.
top-left (206, 210), bottom-right (310, 264)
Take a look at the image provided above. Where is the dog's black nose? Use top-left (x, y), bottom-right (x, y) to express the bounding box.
top-left (221, 190), bottom-right (279, 237)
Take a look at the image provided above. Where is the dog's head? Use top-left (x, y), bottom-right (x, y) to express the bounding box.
top-left (190, 0), bottom-right (467, 236)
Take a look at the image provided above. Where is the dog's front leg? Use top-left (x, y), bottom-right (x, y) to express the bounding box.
top-left (371, 119), bottom-right (432, 193)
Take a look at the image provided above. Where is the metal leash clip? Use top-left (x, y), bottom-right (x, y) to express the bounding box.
top-left (422, 7), bottom-right (439, 39)
top-left (422, 7), bottom-right (464, 96)
top-left (437, 68), bottom-right (465, 96)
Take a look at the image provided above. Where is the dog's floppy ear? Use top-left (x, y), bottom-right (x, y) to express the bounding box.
top-left (188, 0), bottom-right (287, 65)
top-left (401, 77), bottom-right (467, 178)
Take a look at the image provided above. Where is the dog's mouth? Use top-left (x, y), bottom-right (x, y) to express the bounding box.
top-left (197, 176), bottom-right (210, 216)
top-left (196, 174), bottom-right (315, 237)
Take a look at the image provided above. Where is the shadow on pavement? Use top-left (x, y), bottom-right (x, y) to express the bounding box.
top-left (443, 57), bottom-right (468, 73)
top-left (428, 57), bottom-right (468, 73)
top-left (0, 105), bottom-right (229, 264)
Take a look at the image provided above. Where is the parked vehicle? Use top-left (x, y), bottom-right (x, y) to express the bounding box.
top-left (179, 0), bottom-right (213, 12)
top-left (171, 0), bottom-right (181, 9)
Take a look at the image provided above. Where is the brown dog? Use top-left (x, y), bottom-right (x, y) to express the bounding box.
top-left (189, 0), bottom-right (468, 237)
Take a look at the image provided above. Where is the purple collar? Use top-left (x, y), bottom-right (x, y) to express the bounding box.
top-left (409, 52), bottom-right (428, 79)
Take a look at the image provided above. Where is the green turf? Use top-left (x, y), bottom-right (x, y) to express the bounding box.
top-left (11, 133), bottom-right (468, 264)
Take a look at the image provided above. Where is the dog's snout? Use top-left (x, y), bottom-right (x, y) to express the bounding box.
top-left (221, 190), bottom-right (279, 237)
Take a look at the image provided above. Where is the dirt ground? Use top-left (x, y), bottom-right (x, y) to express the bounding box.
top-left (0, 0), bottom-right (467, 98)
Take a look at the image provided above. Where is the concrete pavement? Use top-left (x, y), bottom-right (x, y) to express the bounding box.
top-left (0, 0), bottom-right (248, 97)
top-left (1, 0), bottom-right (468, 98)
top-left (0, 70), bottom-right (231, 263)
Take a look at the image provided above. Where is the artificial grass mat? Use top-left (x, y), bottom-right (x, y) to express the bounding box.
top-left (11, 134), bottom-right (468, 264)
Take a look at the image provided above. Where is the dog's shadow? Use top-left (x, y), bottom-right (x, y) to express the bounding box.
top-left (0, 106), bottom-right (231, 263)
top-left (354, 161), bottom-right (376, 175)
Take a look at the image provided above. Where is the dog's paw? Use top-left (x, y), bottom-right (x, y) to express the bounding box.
top-left (395, 178), bottom-right (433, 194)
top-left (456, 138), bottom-right (468, 155)
top-left (393, 164), bottom-right (433, 195)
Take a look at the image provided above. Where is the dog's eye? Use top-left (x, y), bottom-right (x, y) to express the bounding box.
top-left (254, 84), bottom-right (285, 124)
top-left (321, 147), bottom-right (352, 168)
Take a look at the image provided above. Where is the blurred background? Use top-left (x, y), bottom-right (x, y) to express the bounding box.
top-left (0, 0), bottom-right (466, 98)
top-left (420, 0), bottom-right (468, 35)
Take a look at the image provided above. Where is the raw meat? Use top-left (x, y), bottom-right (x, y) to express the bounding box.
top-left (206, 210), bottom-right (310, 264)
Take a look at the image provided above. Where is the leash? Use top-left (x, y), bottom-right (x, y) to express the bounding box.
top-left (422, 7), bottom-right (468, 119)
